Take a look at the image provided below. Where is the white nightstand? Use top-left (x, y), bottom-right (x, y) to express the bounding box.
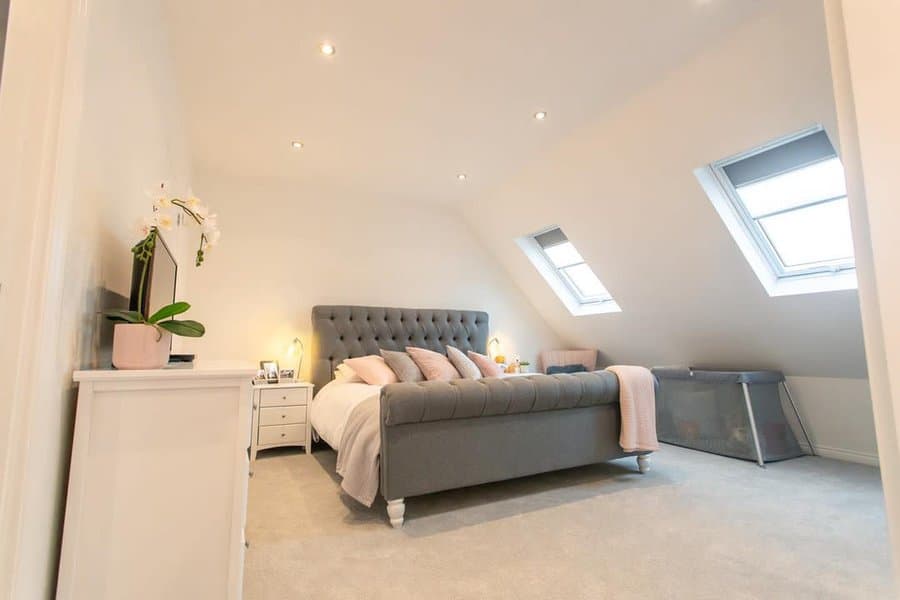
top-left (250, 380), bottom-right (314, 463)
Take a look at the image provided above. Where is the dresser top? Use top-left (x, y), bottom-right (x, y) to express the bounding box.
top-left (73, 360), bottom-right (258, 382)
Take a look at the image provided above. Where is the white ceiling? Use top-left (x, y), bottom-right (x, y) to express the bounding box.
top-left (163, 0), bottom-right (768, 203)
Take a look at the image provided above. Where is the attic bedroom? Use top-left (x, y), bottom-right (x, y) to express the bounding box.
top-left (2, 0), bottom-right (899, 599)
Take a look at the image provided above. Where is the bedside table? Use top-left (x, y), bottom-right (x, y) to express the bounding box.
top-left (250, 380), bottom-right (314, 463)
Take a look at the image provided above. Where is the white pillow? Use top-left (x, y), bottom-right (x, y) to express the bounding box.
top-left (334, 362), bottom-right (365, 383)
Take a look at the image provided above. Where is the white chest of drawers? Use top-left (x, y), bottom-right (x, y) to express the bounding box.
top-left (57, 362), bottom-right (256, 600)
top-left (250, 381), bottom-right (314, 462)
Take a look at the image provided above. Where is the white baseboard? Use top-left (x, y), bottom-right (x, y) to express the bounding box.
top-left (800, 443), bottom-right (880, 467)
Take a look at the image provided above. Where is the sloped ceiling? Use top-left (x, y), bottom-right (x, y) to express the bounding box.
top-left (162, 0), bottom-right (864, 378)
top-left (461, 0), bottom-right (866, 378)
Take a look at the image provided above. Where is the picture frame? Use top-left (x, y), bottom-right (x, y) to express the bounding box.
top-left (279, 368), bottom-right (295, 381)
top-left (259, 360), bottom-right (280, 384)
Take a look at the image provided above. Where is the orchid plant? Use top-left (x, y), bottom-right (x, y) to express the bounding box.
top-left (104, 183), bottom-right (221, 339)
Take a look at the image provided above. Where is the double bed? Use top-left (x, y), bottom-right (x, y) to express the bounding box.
top-left (308, 305), bottom-right (653, 527)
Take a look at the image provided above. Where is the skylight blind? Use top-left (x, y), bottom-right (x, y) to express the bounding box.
top-left (723, 130), bottom-right (836, 187)
top-left (533, 228), bottom-right (567, 249)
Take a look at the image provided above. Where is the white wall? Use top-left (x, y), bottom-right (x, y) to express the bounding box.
top-left (786, 376), bottom-right (877, 465)
top-left (460, 1), bottom-right (876, 462)
top-left (180, 172), bottom-right (562, 377)
top-left (0, 0), bottom-right (192, 596)
top-left (826, 0), bottom-right (900, 577)
top-left (74, 0), bottom-right (194, 360)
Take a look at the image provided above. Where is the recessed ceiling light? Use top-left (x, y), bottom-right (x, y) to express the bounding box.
top-left (320, 42), bottom-right (336, 56)
top-left (534, 111), bottom-right (547, 121)
top-left (457, 173), bottom-right (467, 181)
top-left (291, 141), bottom-right (303, 149)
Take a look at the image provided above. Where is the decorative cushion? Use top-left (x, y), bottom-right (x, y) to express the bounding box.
top-left (406, 347), bottom-right (461, 381)
top-left (546, 363), bottom-right (588, 375)
top-left (446, 346), bottom-right (482, 379)
top-left (380, 349), bottom-right (425, 382)
top-left (334, 362), bottom-right (365, 383)
top-left (467, 350), bottom-right (503, 377)
top-left (342, 355), bottom-right (399, 385)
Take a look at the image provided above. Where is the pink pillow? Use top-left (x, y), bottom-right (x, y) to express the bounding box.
top-left (467, 350), bottom-right (503, 377)
top-left (406, 347), bottom-right (461, 381)
top-left (342, 355), bottom-right (399, 385)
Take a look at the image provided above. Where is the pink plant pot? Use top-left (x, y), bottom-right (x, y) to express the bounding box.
top-left (112, 323), bottom-right (172, 369)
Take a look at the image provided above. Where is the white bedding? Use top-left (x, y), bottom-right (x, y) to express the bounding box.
top-left (311, 373), bottom-right (531, 451)
top-left (310, 380), bottom-right (383, 450)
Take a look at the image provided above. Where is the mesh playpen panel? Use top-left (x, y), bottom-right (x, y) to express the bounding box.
top-left (653, 369), bottom-right (804, 463)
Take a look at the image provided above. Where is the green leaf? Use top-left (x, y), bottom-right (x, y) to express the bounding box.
top-left (103, 309), bottom-right (145, 323)
top-left (147, 301), bottom-right (191, 324)
top-left (157, 319), bottom-right (205, 337)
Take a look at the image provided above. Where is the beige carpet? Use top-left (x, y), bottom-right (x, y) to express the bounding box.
top-left (244, 444), bottom-right (894, 599)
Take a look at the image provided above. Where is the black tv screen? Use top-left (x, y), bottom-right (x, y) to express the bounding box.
top-left (129, 233), bottom-right (177, 318)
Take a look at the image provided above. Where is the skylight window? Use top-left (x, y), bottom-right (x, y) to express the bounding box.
top-left (516, 227), bottom-right (620, 316)
top-left (697, 126), bottom-right (857, 297)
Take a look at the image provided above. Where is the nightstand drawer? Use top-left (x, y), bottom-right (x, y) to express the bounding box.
top-left (258, 424), bottom-right (306, 446)
top-left (259, 387), bottom-right (309, 407)
top-left (259, 405), bottom-right (306, 426)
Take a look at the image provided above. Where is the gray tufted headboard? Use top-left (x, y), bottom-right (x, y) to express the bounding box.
top-left (310, 305), bottom-right (490, 393)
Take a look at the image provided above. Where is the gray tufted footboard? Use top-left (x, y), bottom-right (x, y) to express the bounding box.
top-left (379, 372), bottom-right (650, 526)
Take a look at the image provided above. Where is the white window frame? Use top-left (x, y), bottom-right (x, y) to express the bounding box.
top-left (696, 126), bottom-right (857, 297)
top-left (516, 227), bottom-right (621, 316)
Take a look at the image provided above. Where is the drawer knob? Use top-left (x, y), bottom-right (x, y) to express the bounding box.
top-left (281, 433), bottom-right (286, 437)
top-left (282, 395), bottom-right (287, 400)
top-left (281, 414), bottom-right (286, 418)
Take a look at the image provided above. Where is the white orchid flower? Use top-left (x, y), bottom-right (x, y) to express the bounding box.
top-left (156, 213), bottom-right (175, 231)
top-left (145, 182), bottom-right (171, 209)
top-left (201, 214), bottom-right (218, 234)
top-left (204, 229), bottom-right (221, 247)
top-left (134, 216), bottom-right (155, 238)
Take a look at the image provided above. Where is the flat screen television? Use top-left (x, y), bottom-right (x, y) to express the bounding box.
top-left (129, 233), bottom-right (177, 319)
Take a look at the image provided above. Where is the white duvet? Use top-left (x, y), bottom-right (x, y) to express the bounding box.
top-left (310, 380), bottom-right (383, 450)
top-left (310, 373), bottom-right (532, 451)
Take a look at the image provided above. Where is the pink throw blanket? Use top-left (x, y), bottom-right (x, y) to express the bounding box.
top-left (607, 365), bottom-right (659, 452)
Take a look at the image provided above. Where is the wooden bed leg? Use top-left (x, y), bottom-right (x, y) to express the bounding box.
top-left (637, 455), bottom-right (650, 474)
top-left (387, 499), bottom-right (405, 528)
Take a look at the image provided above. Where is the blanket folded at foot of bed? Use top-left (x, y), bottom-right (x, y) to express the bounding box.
top-left (336, 395), bottom-right (381, 507)
top-left (607, 365), bottom-right (659, 452)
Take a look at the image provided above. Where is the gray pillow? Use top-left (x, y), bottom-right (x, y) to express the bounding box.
top-left (446, 345), bottom-right (482, 379)
top-left (380, 349), bottom-right (425, 382)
